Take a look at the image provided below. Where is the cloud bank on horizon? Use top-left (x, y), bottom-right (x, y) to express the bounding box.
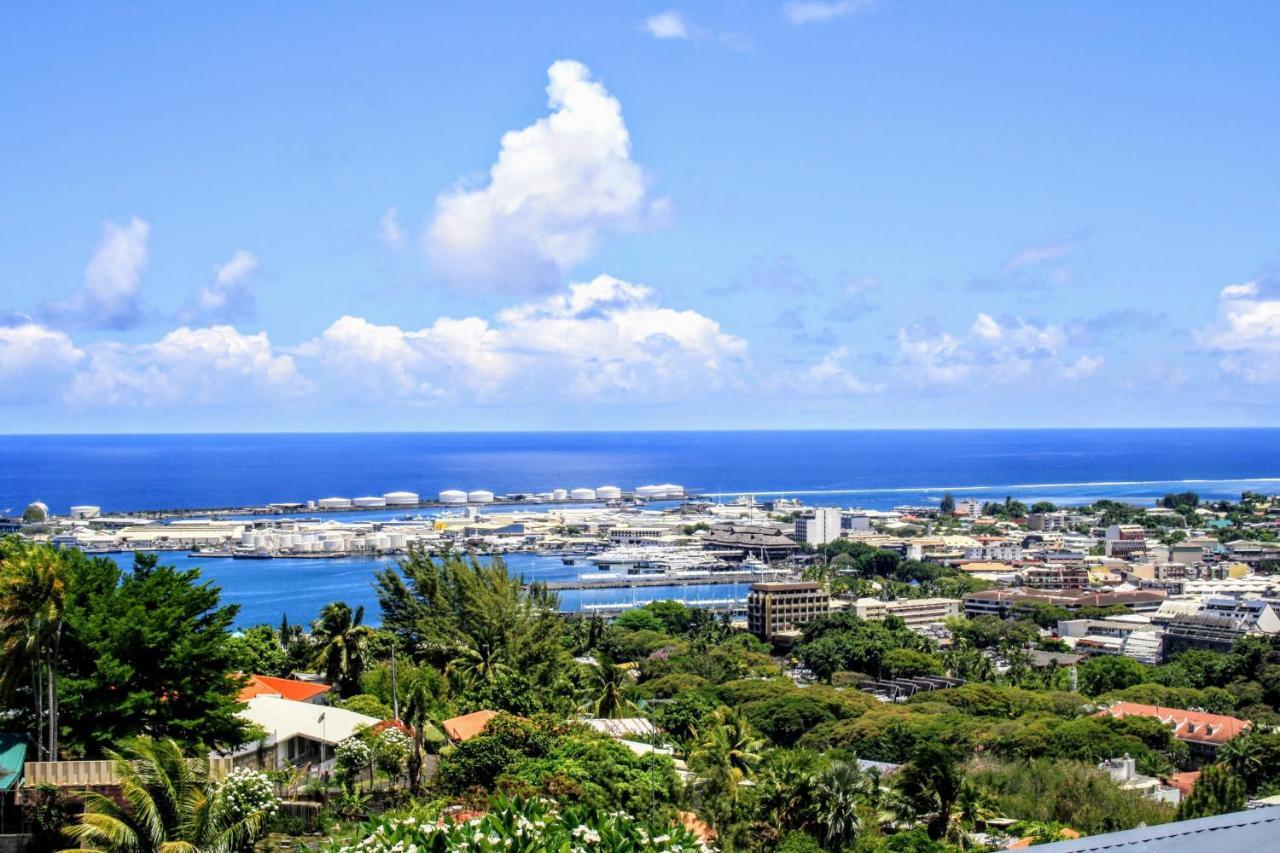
top-left (2, 2), bottom-right (1278, 429)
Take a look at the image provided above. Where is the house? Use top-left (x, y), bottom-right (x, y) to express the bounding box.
top-left (441, 710), bottom-right (499, 743)
top-left (1095, 701), bottom-right (1250, 760)
top-left (238, 674), bottom-right (332, 704)
top-left (230, 695), bottom-right (381, 771)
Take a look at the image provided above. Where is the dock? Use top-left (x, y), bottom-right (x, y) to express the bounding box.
top-left (537, 571), bottom-right (794, 591)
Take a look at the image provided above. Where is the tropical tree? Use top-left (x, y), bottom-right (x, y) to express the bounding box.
top-left (809, 760), bottom-right (865, 850)
top-left (0, 541), bottom-right (69, 759)
top-left (895, 742), bottom-right (966, 842)
top-left (61, 736), bottom-right (273, 853)
top-left (310, 602), bottom-right (375, 696)
top-left (688, 707), bottom-right (764, 827)
top-left (400, 668), bottom-right (450, 795)
top-left (376, 550), bottom-right (567, 694)
top-left (1178, 763), bottom-right (1246, 820)
top-left (584, 656), bottom-right (635, 719)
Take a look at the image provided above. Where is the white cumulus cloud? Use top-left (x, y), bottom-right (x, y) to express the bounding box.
top-left (643, 11), bottom-right (691, 39)
top-left (297, 275), bottom-right (747, 402)
top-left (0, 323), bottom-right (86, 402)
top-left (179, 250), bottom-right (259, 324)
top-left (70, 325), bottom-right (310, 406)
top-left (1197, 277), bottom-right (1280, 383)
top-left (783, 0), bottom-right (871, 26)
top-left (425, 60), bottom-right (656, 291)
top-left (897, 314), bottom-right (1094, 387)
top-left (799, 347), bottom-right (881, 394)
top-left (1062, 354), bottom-right (1104, 379)
top-left (42, 217), bottom-right (150, 330)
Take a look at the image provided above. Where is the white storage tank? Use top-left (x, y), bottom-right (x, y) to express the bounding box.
top-left (70, 505), bottom-right (101, 519)
top-left (438, 489), bottom-right (468, 505)
top-left (467, 490), bottom-right (495, 504)
top-left (322, 539), bottom-right (343, 552)
top-left (596, 485), bottom-right (622, 500)
top-left (383, 491), bottom-right (419, 506)
top-left (317, 497), bottom-right (352, 510)
top-left (353, 496), bottom-right (387, 509)
top-left (570, 488), bottom-right (597, 501)
top-left (388, 534), bottom-right (406, 549)
top-left (552, 489), bottom-right (568, 501)
top-left (660, 483), bottom-right (685, 498)
top-left (635, 485), bottom-right (666, 499)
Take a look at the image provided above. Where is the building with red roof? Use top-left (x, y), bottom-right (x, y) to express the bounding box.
top-left (1096, 701), bottom-right (1251, 760)
top-left (237, 674), bottom-right (331, 704)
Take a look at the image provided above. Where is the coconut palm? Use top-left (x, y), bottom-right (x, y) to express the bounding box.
top-left (584, 656), bottom-right (635, 719)
top-left (0, 542), bottom-right (69, 759)
top-left (61, 736), bottom-right (271, 853)
top-left (689, 707), bottom-right (764, 826)
top-left (810, 760), bottom-right (866, 850)
top-left (310, 602), bottom-right (374, 696)
top-left (895, 742), bottom-right (966, 842)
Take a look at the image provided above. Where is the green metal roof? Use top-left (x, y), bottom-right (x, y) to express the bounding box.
top-left (0, 733), bottom-right (30, 791)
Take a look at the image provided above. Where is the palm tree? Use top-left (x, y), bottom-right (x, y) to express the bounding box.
top-left (0, 543), bottom-right (69, 760)
top-left (585, 656), bottom-right (635, 719)
top-left (810, 760), bottom-right (865, 850)
top-left (62, 736), bottom-right (272, 853)
top-left (401, 669), bottom-right (450, 795)
top-left (895, 742), bottom-right (966, 842)
top-left (446, 627), bottom-right (515, 687)
top-left (688, 708), bottom-right (764, 827)
top-left (310, 602), bottom-right (374, 696)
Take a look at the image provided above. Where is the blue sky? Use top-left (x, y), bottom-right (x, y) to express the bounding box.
top-left (2, 1), bottom-right (1279, 431)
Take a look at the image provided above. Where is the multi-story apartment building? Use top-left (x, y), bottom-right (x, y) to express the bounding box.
top-left (852, 596), bottom-right (961, 628)
top-left (1021, 564), bottom-right (1090, 590)
top-left (747, 581), bottom-right (830, 642)
top-left (1105, 524), bottom-right (1148, 558)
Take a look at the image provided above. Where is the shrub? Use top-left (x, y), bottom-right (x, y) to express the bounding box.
top-left (334, 736), bottom-right (373, 788)
top-left (326, 796), bottom-right (712, 851)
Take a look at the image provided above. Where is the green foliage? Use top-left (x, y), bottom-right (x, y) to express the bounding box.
top-left (1219, 731), bottom-right (1280, 795)
top-left (311, 602), bottom-right (376, 697)
top-left (1178, 763), bottom-right (1246, 819)
top-left (945, 615), bottom-right (1037, 649)
top-left (335, 736), bottom-right (373, 788)
top-left (340, 693), bottom-right (394, 720)
top-left (374, 726), bottom-right (411, 780)
top-left (376, 550), bottom-right (568, 710)
top-left (24, 784), bottom-right (76, 853)
top-left (882, 648), bottom-right (943, 678)
top-left (795, 612), bottom-right (935, 682)
top-left (61, 736), bottom-right (274, 853)
top-left (1078, 655), bottom-right (1153, 696)
top-left (57, 552), bottom-right (249, 756)
top-left (324, 796), bottom-right (708, 852)
top-left (225, 624), bottom-right (288, 677)
top-left (742, 694), bottom-right (837, 748)
top-left (966, 758), bottom-right (1174, 836)
top-left (435, 713), bottom-right (554, 794)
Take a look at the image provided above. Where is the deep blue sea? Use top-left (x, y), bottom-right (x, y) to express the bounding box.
top-left (4, 430), bottom-right (1278, 627)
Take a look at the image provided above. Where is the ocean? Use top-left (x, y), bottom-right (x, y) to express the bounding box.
top-left (4, 429), bottom-right (1278, 627)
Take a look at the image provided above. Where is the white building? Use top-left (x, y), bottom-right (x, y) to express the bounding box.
top-left (230, 696), bottom-right (381, 772)
top-left (853, 597), bottom-right (961, 627)
top-left (794, 508), bottom-right (843, 545)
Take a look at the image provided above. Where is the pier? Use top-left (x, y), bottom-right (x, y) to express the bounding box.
top-left (537, 571), bottom-right (792, 591)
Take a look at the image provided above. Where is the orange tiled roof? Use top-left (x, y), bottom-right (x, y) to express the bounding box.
top-left (238, 674), bottom-right (331, 703)
top-left (1169, 770), bottom-right (1201, 796)
top-left (1009, 829), bottom-right (1080, 848)
top-left (1096, 702), bottom-right (1251, 746)
top-left (442, 709), bottom-right (498, 742)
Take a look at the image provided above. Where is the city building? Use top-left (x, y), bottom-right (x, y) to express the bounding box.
top-left (702, 523), bottom-right (799, 562)
top-left (963, 588), bottom-right (1167, 620)
top-left (748, 581), bottom-right (830, 642)
top-left (1105, 524), bottom-right (1148, 558)
top-left (793, 507), bottom-right (843, 546)
top-left (852, 596), bottom-right (960, 627)
top-left (1021, 564), bottom-right (1090, 590)
top-left (1095, 702), bottom-right (1251, 761)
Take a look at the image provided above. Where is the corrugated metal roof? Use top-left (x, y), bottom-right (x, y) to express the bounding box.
top-left (0, 733), bottom-right (30, 791)
top-left (1030, 806), bottom-right (1280, 852)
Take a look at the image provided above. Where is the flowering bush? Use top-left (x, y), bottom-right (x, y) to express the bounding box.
top-left (217, 767), bottom-right (279, 833)
top-left (335, 736), bottom-right (374, 786)
top-left (374, 727), bottom-right (411, 779)
top-left (333, 797), bottom-right (714, 852)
